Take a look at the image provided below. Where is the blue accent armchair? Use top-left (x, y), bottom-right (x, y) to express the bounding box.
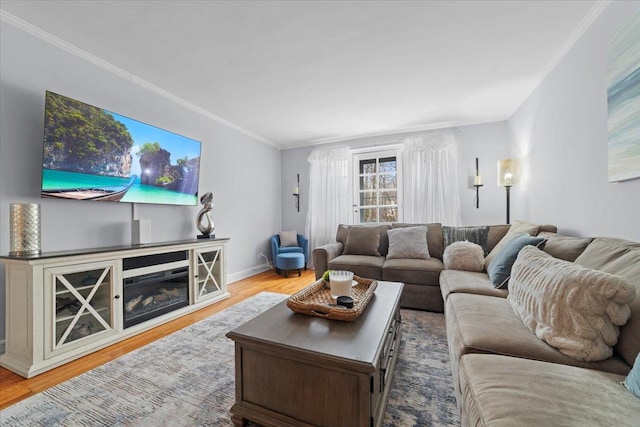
top-left (270, 234), bottom-right (309, 275)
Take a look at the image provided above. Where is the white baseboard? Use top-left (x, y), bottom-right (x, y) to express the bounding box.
top-left (228, 264), bottom-right (272, 283)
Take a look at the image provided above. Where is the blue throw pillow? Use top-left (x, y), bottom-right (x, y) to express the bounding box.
top-left (487, 233), bottom-right (547, 288)
top-left (624, 353), bottom-right (640, 399)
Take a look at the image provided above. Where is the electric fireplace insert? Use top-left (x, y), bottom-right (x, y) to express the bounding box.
top-left (122, 251), bottom-right (190, 329)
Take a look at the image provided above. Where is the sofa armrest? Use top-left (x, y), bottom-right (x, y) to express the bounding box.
top-left (313, 242), bottom-right (344, 279)
top-left (297, 234), bottom-right (310, 265)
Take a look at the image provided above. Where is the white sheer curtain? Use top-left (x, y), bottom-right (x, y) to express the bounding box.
top-left (305, 147), bottom-right (352, 253)
top-left (401, 134), bottom-right (461, 226)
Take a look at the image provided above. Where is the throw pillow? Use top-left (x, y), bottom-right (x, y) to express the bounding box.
top-left (386, 226), bottom-right (430, 259)
top-left (538, 231), bottom-right (593, 262)
top-left (279, 230), bottom-right (298, 247)
top-left (487, 233), bottom-right (547, 288)
top-left (623, 353), bottom-right (640, 399)
top-left (343, 226), bottom-right (381, 256)
top-left (443, 241), bottom-right (484, 272)
top-left (443, 225), bottom-right (490, 255)
top-left (392, 223), bottom-right (443, 259)
top-left (484, 220), bottom-right (543, 270)
top-left (573, 237), bottom-right (640, 367)
top-left (508, 246), bottom-right (636, 362)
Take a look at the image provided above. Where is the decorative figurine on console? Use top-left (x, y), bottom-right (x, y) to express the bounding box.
top-left (196, 192), bottom-right (215, 239)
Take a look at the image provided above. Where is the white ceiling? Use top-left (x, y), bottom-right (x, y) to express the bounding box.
top-left (1, 1), bottom-right (604, 149)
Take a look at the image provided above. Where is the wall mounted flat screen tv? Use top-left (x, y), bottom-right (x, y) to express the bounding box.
top-left (41, 91), bottom-right (202, 206)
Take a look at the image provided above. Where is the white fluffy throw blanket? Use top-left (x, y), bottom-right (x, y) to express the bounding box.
top-left (508, 246), bottom-right (636, 362)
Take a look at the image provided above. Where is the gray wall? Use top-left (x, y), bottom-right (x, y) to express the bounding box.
top-left (507, 1), bottom-right (640, 240)
top-left (0, 21), bottom-right (282, 342)
top-left (280, 121), bottom-right (512, 247)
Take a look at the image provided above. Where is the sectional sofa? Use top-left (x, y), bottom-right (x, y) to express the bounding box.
top-left (443, 232), bottom-right (640, 426)
top-left (312, 222), bottom-right (556, 311)
top-left (313, 221), bottom-right (640, 425)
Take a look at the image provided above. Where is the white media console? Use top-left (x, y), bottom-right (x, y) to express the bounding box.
top-left (0, 238), bottom-right (229, 378)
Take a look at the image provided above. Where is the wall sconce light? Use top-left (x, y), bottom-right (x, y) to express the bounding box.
top-left (293, 173), bottom-right (300, 212)
top-left (473, 157), bottom-right (483, 208)
top-left (497, 158), bottom-right (519, 224)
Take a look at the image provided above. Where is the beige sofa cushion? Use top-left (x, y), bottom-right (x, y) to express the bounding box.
top-left (382, 257), bottom-right (444, 286)
top-left (458, 354), bottom-right (640, 427)
top-left (439, 270), bottom-right (508, 301)
top-left (328, 254), bottom-right (385, 280)
top-left (486, 225), bottom-right (510, 253)
top-left (538, 231), bottom-right (593, 262)
top-left (508, 247), bottom-right (635, 362)
top-left (575, 237), bottom-right (640, 366)
top-left (445, 293), bottom-right (631, 377)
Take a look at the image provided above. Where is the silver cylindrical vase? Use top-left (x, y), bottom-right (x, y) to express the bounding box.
top-left (9, 203), bottom-right (41, 256)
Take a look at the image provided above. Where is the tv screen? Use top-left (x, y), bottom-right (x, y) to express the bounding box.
top-left (41, 91), bottom-right (202, 206)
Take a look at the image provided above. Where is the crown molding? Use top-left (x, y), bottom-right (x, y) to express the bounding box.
top-left (284, 116), bottom-right (507, 150)
top-left (509, 0), bottom-right (611, 118)
top-left (0, 10), bottom-right (277, 148)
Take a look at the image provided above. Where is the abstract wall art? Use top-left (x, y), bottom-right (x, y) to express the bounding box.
top-left (607, 12), bottom-right (640, 182)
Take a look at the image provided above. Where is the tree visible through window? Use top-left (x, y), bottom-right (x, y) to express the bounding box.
top-left (354, 153), bottom-right (399, 223)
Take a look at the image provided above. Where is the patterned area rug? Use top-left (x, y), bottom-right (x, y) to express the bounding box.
top-left (1, 292), bottom-right (459, 426)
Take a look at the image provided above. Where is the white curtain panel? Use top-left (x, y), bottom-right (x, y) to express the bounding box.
top-left (305, 147), bottom-right (352, 253)
top-left (401, 134), bottom-right (462, 226)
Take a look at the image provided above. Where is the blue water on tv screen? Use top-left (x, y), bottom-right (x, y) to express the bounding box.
top-left (41, 91), bottom-right (202, 205)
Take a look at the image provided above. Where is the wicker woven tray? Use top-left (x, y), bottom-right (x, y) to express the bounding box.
top-left (287, 275), bottom-right (378, 321)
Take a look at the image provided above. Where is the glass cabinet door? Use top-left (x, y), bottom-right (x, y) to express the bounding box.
top-left (194, 247), bottom-right (224, 303)
top-left (45, 260), bottom-right (118, 358)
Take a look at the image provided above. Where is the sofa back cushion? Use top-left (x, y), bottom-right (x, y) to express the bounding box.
top-left (343, 226), bottom-right (380, 256)
top-left (391, 223), bottom-right (443, 259)
top-left (487, 224), bottom-right (510, 252)
top-left (539, 224), bottom-right (558, 233)
top-left (336, 224), bottom-right (349, 246)
top-left (574, 237), bottom-right (640, 366)
top-left (537, 232), bottom-right (593, 262)
top-left (337, 224), bottom-right (391, 256)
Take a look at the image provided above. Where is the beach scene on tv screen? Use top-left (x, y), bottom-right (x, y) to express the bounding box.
top-left (41, 92), bottom-right (201, 205)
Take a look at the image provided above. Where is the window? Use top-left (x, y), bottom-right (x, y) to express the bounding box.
top-left (353, 150), bottom-right (401, 223)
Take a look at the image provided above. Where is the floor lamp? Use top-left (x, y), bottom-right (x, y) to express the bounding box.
top-left (497, 159), bottom-right (518, 224)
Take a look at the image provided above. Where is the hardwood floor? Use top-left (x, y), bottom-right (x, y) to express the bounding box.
top-left (0, 268), bottom-right (316, 410)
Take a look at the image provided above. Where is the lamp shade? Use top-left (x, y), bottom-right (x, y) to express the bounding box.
top-left (497, 158), bottom-right (519, 186)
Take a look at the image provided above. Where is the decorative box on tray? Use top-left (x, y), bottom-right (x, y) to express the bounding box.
top-left (287, 275), bottom-right (378, 321)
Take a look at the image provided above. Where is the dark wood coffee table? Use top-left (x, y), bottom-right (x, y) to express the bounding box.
top-left (226, 281), bottom-right (403, 427)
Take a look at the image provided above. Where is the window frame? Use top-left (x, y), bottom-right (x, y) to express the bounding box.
top-left (351, 148), bottom-right (402, 224)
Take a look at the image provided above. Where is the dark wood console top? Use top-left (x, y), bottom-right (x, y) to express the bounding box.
top-left (1, 238), bottom-right (229, 261)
